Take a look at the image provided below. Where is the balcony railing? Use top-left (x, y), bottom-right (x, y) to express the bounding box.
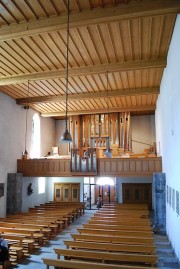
top-left (17, 156), bottom-right (162, 177)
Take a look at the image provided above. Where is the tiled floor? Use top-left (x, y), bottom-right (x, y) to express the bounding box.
top-left (16, 211), bottom-right (94, 269)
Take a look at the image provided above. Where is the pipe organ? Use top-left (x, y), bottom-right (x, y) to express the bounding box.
top-left (70, 112), bottom-right (132, 157)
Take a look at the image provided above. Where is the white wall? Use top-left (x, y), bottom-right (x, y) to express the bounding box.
top-left (41, 117), bottom-right (56, 157)
top-left (0, 93), bottom-right (55, 217)
top-left (156, 15), bottom-right (180, 260)
top-left (131, 115), bottom-right (155, 153)
top-left (21, 177), bottom-right (49, 212)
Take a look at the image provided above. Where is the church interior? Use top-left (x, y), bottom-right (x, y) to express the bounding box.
top-left (0, 0), bottom-right (180, 268)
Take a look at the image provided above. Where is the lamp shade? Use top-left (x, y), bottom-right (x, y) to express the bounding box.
top-left (60, 128), bottom-right (72, 143)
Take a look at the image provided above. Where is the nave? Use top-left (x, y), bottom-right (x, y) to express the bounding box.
top-left (1, 203), bottom-right (180, 269)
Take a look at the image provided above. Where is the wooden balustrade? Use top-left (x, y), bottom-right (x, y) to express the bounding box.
top-left (17, 157), bottom-right (162, 177)
top-left (98, 157), bottom-right (162, 176)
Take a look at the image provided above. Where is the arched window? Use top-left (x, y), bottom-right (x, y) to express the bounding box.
top-left (30, 113), bottom-right (40, 158)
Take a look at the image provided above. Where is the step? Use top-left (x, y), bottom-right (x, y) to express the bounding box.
top-left (156, 251), bottom-right (174, 259)
top-left (155, 243), bottom-right (171, 249)
top-left (158, 257), bottom-right (179, 265)
top-left (157, 248), bottom-right (174, 255)
top-left (158, 265), bottom-right (180, 269)
top-left (154, 236), bottom-right (169, 242)
top-left (158, 263), bottom-right (180, 269)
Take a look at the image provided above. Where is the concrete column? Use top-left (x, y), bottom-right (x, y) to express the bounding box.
top-left (7, 173), bottom-right (23, 214)
top-left (153, 173), bottom-right (166, 234)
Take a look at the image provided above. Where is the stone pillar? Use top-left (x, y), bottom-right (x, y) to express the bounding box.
top-left (7, 173), bottom-right (23, 214)
top-left (153, 173), bottom-right (166, 234)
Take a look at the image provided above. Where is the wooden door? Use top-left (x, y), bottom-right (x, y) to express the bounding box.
top-left (54, 183), bottom-right (80, 202)
top-left (54, 184), bottom-right (63, 202)
top-left (122, 183), bottom-right (152, 209)
top-left (71, 184), bottom-right (80, 202)
top-left (95, 185), bottom-right (116, 204)
top-left (62, 184), bottom-right (72, 202)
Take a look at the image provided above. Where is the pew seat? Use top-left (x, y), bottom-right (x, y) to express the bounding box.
top-left (42, 259), bottom-right (158, 269)
top-left (54, 248), bottom-right (158, 266)
top-left (64, 240), bottom-right (156, 254)
top-left (71, 233), bottom-right (154, 245)
top-left (77, 228), bottom-right (154, 238)
top-left (83, 223), bottom-right (152, 231)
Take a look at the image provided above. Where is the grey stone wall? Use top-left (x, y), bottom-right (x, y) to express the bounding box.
top-left (7, 173), bottom-right (23, 214)
top-left (153, 173), bottom-right (166, 234)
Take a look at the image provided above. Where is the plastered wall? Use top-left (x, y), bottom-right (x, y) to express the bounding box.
top-left (156, 15), bottom-right (180, 260)
top-left (0, 93), bottom-right (56, 217)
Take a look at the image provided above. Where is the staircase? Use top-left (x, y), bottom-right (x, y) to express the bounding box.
top-left (155, 234), bottom-right (180, 269)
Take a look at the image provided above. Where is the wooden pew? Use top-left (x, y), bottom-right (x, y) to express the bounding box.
top-left (0, 222), bottom-right (51, 240)
top-left (87, 218), bottom-right (152, 231)
top-left (77, 228), bottom-right (154, 238)
top-left (43, 201), bottom-right (85, 215)
top-left (54, 248), bottom-right (158, 266)
top-left (28, 209), bottom-right (74, 223)
top-left (64, 240), bottom-right (156, 254)
top-left (0, 227), bottom-right (44, 246)
top-left (43, 259), bottom-right (158, 269)
top-left (21, 210), bottom-right (72, 226)
top-left (94, 212), bottom-right (149, 218)
top-left (3, 215), bottom-right (64, 231)
top-left (9, 246), bottom-right (24, 261)
top-left (30, 205), bottom-right (82, 220)
top-left (102, 204), bottom-right (148, 210)
top-left (19, 211), bottom-right (68, 223)
top-left (90, 217), bottom-right (151, 226)
top-left (1, 234), bottom-right (35, 253)
top-left (95, 209), bottom-right (149, 218)
top-left (83, 223), bottom-right (152, 231)
top-left (71, 233), bottom-right (154, 245)
top-left (0, 218), bottom-right (59, 234)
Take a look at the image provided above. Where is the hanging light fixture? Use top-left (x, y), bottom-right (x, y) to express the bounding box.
top-left (22, 81), bottom-right (30, 159)
top-left (60, 0), bottom-right (72, 143)
top-left (105, 71), bottom-right (112, 158)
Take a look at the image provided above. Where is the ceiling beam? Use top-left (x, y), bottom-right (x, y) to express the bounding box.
top-left (0, 59), bottom-right (166, 86)
top-left (41, 105), bottom-right (156, 117)
top-left (16, 87), bottom-right (159, 105)
top-left (0, 1), bottom-right (179, 42)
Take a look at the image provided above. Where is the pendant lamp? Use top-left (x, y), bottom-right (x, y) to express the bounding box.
top-left (22, 81), bottom-right (30, 158)
top-left (60, 0), bottom-right (72, 143)
top-left (105, 71), bottom-right (112, 158)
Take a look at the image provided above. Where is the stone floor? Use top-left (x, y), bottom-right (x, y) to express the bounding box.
top-left (13, 210), bottom-right (180, 269)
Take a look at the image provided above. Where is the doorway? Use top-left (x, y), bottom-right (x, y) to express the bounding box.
top-left (83, 177), bottom-right (116, 210)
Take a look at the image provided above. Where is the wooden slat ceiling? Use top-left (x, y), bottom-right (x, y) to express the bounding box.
top-left (0, 0), bottom-right (180, 118)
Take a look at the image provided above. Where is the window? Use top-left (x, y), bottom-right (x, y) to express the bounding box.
top-left (56, 189), bottom-right (60, 198)
top-left (64, 188), bottom-right (69, 198)
top-left (31, 113), bottom-right (40, 158)
top-left (38, 177), bottom-right (45, 194)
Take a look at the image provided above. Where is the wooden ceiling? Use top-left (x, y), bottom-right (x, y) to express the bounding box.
top-left (0, 0), bottom-right (180, 118)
